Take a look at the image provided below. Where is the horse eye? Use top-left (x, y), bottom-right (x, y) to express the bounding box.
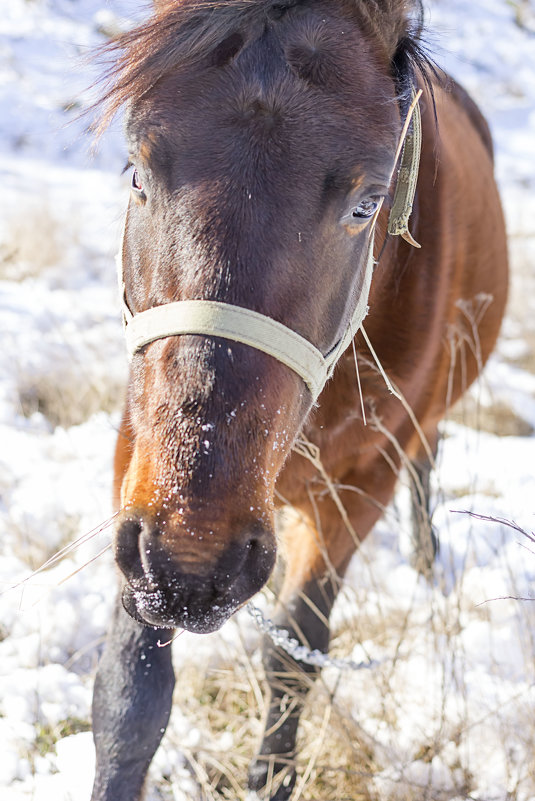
top-left (352, 198), bottom-right (380, 219)
top-left (132, 168), bottom-right (143, 192)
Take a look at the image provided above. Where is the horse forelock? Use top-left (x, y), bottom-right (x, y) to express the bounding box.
top-left (94, 0), bottom-right (428, 135)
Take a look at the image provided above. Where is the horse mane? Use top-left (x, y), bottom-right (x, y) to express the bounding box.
top-left (94, 0), bottom-right (432, 135)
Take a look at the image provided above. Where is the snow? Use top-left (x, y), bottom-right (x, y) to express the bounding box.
top-left (2, 1), bottom-right (535, 799)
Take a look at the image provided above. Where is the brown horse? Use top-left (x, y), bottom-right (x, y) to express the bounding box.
top-left (91, 1), bottom-right (508, 799)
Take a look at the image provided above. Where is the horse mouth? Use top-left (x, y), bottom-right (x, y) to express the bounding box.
top-left (115, 514), bottom-right (277, 632)
top-left (121, 581), bottom-right (242, 633)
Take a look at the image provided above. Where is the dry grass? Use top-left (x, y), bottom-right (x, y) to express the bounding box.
top-left (2, 199), bottom-right (126, 429)
top-left (10, 512), bottom-right (83, 572)
top-left (149, 547), bottom-right (535, 801)
top-left (158, 648), bottom-right (265, 800)
top-left (151, 634), bottom-right (382, 801)
top-left (0, 198), bottom-right (67, 281)
top-left (17, 362), bottom-right (124, 429)
top-left (508, 0), bottom-right (535, 31)
top-left (448, 395), bottom-right (533, 436)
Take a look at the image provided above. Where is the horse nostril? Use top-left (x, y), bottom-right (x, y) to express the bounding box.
top-left (243, 534), bottom-right (274, 576)
top-left (115, 516), bottom-right (145, 584)
top-left (238, 530), bottom-right (276, 596)
top-left (214, 528), bottom-right (276, 595)
top-left (245, 536), bottom-right (261, 565)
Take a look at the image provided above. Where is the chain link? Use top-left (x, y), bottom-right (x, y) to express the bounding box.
top-left (246, 603), bottom-right (376, 672)
top-left (245, 438), bottom-right (381, 673)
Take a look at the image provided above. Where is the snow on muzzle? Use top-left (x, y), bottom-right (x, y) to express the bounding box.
top-left (114, 508), bottom-right (276, 632)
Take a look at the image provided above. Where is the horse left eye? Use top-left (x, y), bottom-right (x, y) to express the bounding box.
top-left (352, 198), bottom-right (380, 219)
top-left (132, 169), bottom-right (143, 192)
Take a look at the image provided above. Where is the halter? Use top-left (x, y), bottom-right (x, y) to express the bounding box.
top-left (120, 91), bottom-right (422, 402)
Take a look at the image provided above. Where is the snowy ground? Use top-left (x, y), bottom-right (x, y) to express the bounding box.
top-left (1, 1), bottom-right (535, 799)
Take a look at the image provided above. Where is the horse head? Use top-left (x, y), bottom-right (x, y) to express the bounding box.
top-left (107, 0), bottom-right (416, 631)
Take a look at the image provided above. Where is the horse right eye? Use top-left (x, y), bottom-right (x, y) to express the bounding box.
top-left (352, 197), bottom-right (380, 219)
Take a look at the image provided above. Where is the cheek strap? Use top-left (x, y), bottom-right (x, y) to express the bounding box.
top-left (122, 231), bottom-right (376, 402)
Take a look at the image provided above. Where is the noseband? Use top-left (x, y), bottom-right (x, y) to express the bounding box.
top-left (120, 92), bottom-right (422, 402)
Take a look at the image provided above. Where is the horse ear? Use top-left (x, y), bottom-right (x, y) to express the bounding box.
top-left (363, 0), bottom-right (423, 61)
top-left (359, 0), bottom-right (428, 100)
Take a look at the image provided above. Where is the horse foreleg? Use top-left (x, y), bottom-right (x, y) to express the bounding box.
top-left (249, 449), bottom-right (403, 800)
top-left (248, 510), bottom-right (346, 801)
top-left (91, 594), bottom-right (175, 801)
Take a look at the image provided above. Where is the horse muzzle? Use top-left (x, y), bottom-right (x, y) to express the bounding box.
top-left (114, 509), bottom-right (277, 632)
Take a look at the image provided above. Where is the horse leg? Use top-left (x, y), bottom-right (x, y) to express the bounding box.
top-left (248, 446), bottom-right (405, 801)
top-left (91, 593), bottom-right (175, 801)
top-left (248, 507), bottom-right (354, 801)
top-left (91, 412), bottom-right (175, 800)
top-left (249, 593), bottom-right (337, 796)
top-left (408, 428), bottom-right (439, 575)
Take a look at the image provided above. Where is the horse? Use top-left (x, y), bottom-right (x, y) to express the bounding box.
top-left (90, 1), bottom-right (508, 799)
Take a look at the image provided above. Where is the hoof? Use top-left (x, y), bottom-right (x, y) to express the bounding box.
top-left (248, 759), bottom-right (296, 801)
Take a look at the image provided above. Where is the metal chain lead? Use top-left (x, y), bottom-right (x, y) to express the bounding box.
top-left (246, 603), bottom-right (376, 672)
